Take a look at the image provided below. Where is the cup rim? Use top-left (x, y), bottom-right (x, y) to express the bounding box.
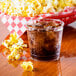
top-left (27, 19), bottom-right (64, 31)
top-left (28, 19), bottom-right (64, 27)
top-left (38, 19), bottom-right (64, 27)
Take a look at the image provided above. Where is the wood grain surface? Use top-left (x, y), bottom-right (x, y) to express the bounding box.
top-left (0, 22), bottom-right (76, 76)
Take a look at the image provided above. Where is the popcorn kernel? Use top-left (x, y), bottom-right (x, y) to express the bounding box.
top-left (21, 61), bottom-right (33, 71)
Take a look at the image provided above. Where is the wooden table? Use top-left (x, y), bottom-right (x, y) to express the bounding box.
top-left (0, 22), bottom-right (76, 76)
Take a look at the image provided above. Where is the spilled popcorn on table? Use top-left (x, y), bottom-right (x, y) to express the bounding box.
top-left (21, 61), bottom-right (33, 72)
top-left (2, 32), bottom-right (33, 71)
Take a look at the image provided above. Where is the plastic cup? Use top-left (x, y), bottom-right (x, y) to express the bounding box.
top-left (27, 19), bottom-right (64, 61)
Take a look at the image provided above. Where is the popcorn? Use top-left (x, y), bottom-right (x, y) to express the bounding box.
top-left (15, 54), bottom-right (20, 60)
top-left (7, 54), bottom-right (13, 60)
top-left (17, 38), bottom-right (23, 45)
top-left (2, 32), bottom-right (27, 61)
top-left (72, 0), bottom-right (76, 5)
top-left (0, 0), bottom-right (75, 17)
top-left (2, 41), bottom-right (8, 48)
top-left (2, 32), bottom-right (33, 71)
top-left (21, 61), bottom-right (33, 71)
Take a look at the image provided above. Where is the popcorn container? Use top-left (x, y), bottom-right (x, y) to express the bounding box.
top-left (27, 19), bottom-right (64, 61)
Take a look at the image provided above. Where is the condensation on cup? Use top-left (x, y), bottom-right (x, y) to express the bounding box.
top-left (27, 19), bottom-right (64, 61)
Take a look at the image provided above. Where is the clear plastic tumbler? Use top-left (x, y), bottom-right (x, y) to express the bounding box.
top-left (27, 19), bottom-right (64, 61)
